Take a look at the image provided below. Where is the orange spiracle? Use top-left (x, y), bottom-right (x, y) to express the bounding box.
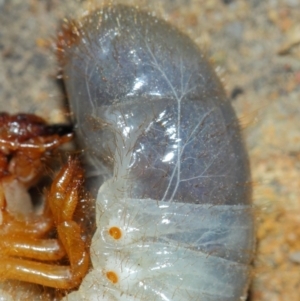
top-left (61, 5), bottom-right (255, 301)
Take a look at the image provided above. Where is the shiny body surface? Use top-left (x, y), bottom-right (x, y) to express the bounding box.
top-left (0, 113), bottom-right (89, 293)
top-left (62, 5), bottom-right (254, 301)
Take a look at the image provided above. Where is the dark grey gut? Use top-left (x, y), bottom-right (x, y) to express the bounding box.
top-left (62, 5), bottom-right (255, 301)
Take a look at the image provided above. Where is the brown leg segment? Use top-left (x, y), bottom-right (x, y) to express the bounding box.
top-left (0, 236), bottom-right (66, 261)
top-left (0, 257), bottom-right (76, 289)
top-left (0, 114), bottom-right (90, 290)
top-left (0, 157), bottom-right (89, 289)
top-left (0, 222), bottom-right (89, 289)
top-left (48, 157), bottom-right (83, 225)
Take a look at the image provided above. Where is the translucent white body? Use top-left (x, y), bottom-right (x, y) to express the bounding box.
top-left (63, 5), bottom-right (255, 301)
top-left (66, 198), bottom-right (252, 301)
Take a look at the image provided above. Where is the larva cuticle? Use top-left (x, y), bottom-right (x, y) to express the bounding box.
top-left (60, 4), bottom-right (255, 301)
top-left (3, 1), bottom-right (300, 300)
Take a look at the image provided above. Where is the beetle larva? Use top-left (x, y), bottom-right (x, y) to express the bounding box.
top-left (61, 4), bottom-right (254, 301)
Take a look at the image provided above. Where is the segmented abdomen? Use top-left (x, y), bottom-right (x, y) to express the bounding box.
top-left (62, 5), bottom-right (254, 300)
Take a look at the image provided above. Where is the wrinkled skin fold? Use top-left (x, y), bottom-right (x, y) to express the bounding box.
top-left (62, 5), bottom-right (255, 301)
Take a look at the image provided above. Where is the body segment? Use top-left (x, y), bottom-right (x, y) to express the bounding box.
top-left (62, 5), bottom-right (254, 300)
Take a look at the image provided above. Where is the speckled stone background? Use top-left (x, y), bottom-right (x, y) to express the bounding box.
top-left (0, 0), bottom-right (300, 300)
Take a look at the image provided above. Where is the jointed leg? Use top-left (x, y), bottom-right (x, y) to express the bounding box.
top-left (0, 157), bottom-right (90, 289)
